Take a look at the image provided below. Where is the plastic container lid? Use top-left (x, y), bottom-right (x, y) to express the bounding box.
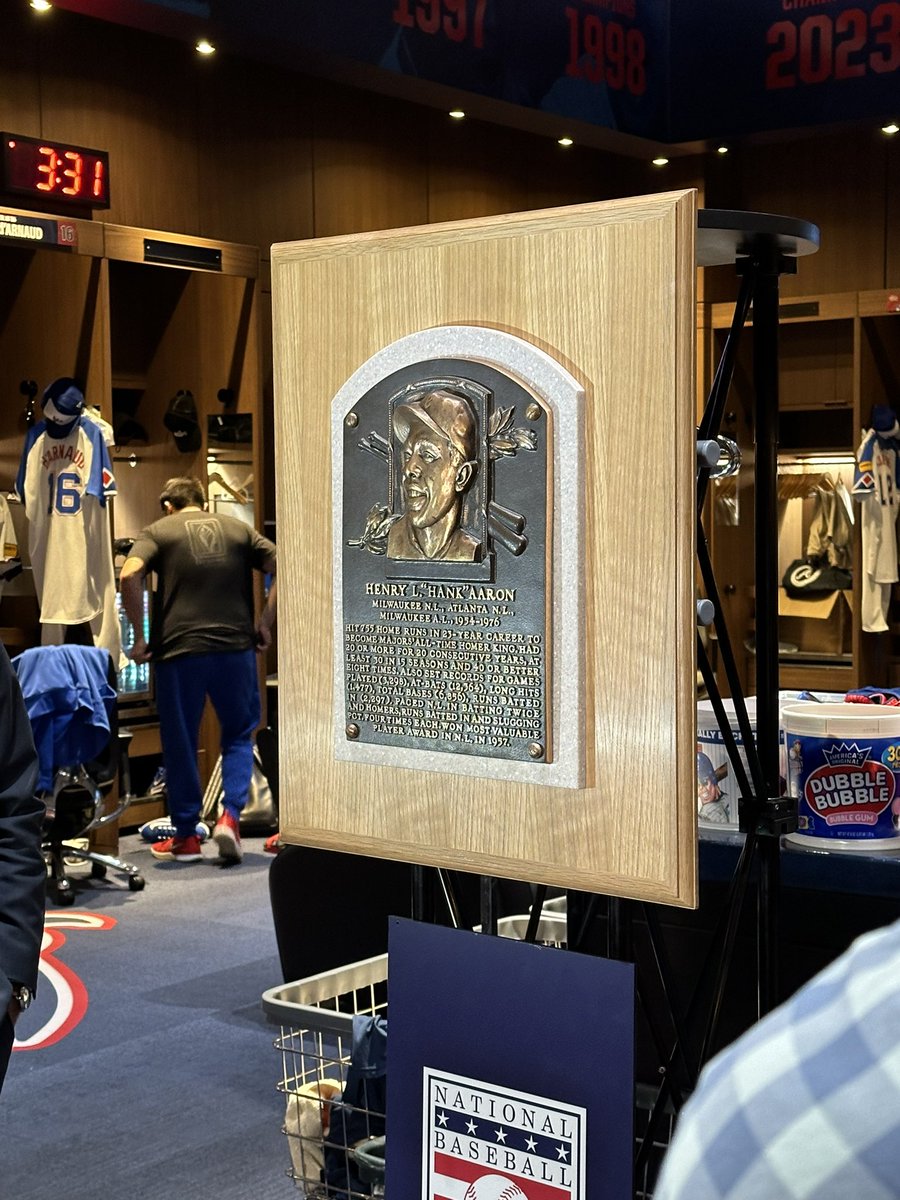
top-left (781, 702), bottom-right (900, 737)
top-left (697, 696), bottom-right (757, 729)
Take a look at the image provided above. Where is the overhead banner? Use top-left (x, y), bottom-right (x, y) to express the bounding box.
top-left (52, 0), bottom-right (898, 141)
top-left (669, 0), bottom-right (900, 142)
top-left (50, 0), bottom-right (668, 138)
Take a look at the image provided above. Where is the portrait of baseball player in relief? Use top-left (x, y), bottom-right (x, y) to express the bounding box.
top-left (387, 388), bottom-right (481, 563)
top-left (347, 369), bottom-right (539, 568)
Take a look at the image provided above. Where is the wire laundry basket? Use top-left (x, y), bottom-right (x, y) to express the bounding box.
top-left (263, 953), bottom-right (389, 1197)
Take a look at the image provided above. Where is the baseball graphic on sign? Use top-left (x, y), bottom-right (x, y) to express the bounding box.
top-left (463, 1176), bottom-right (528, 1200)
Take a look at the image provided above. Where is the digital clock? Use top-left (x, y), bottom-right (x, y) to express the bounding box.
top-left (1, 132), bottom-right (110, 209)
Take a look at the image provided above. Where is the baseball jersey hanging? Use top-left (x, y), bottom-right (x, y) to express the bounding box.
top-left (15, 381), bottom-right (118, 633)
top-left (853, 405), bottom-right (900, 633)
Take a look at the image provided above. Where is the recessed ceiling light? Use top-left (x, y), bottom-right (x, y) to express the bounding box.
top-left (558, 136), bottom-right (574, 147)
top-left (882, 122), bottom-right (900, 136)
top-left (195, 38), bottom-right (216, 55)
top-left (652, 156), bottom-right (669, 167)
top-left (30, 0), bottom-right (52, 11)
top-left (716, 145), bottom-right (729, 155)
top-left (448, 109), bottom-right (465, 120)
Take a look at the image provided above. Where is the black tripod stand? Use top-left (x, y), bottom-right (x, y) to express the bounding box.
top-left (696, 207), bottom-right (820, 1009)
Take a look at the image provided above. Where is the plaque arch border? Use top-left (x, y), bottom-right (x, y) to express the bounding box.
top-left (332, 324), bottom-right (585, 790)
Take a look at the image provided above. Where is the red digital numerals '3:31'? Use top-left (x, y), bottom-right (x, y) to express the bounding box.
top-left (766, 3), bottom-right (900, 88)
top-left (392, 0), bottom-right (488, 47)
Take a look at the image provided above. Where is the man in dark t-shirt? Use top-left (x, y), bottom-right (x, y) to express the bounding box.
top-left (120, 477), bottom-right (276, 864)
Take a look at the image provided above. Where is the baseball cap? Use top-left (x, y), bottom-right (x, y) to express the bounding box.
top-left (42, 377), bottom-right (85, 424)
top-left (697, 752), bottom-right (718, 787)
top-left (871, 404), bottom-right (899, 436)
top-left (113, 414), bottom-right (149, 445)
top-left (163, 389), bottom-right (201, 453)
top-left (392, 389), bottom-right (477, 462)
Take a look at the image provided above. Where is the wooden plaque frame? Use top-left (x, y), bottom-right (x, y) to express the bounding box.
top-left (272, 190), bottom-right (698, 906)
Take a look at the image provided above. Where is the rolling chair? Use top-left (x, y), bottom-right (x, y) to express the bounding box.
top-left (12, 644), bottom-right (146, 905)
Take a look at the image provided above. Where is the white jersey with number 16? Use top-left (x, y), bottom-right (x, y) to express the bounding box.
top-left (16, 417), bottom-right (117, 625)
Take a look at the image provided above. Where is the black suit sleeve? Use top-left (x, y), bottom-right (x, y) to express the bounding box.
top-left (0, 647), bottom-right (44, 999)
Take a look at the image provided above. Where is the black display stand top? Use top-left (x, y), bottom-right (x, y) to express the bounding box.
top-left (697, 208), bottom-right (820, 268)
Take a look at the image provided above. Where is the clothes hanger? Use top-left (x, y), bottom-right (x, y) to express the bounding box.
top-left (778, 473), bottom-right (824, 500)
top-left (207, 470), bottom-right (248, 504)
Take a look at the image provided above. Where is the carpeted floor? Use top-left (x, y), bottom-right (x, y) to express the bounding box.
top-left (0, 832), bottom-right (297, 1199)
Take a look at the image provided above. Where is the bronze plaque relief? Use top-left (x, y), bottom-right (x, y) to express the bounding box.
top-left (341, 359), bottom-right (551, 764)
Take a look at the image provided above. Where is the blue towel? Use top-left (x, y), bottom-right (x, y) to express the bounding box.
top-left (12, 646), bottom-right (116, 791)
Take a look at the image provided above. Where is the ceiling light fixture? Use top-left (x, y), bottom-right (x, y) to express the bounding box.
top-left (30, 0), bottom-right (52, 11)
top-left (882, 122), bottom-right (899, 136)
top-left (195, 38), bottom-right (216, 55)
top-left (448, 109), bottom-right (465, 120)
top-left (717, 145), bottom-right (729, 155)
top-left (652, 156), bottom-right (669, 167)
top-left (558, 136), bottom-right (574, 147)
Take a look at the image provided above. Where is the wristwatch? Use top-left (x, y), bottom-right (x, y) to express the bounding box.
top-left (10, 984), bottom-right (32, 1013)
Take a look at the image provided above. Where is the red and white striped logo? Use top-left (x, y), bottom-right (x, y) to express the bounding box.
top-left (423, 1069), bottom-right (585, 1200)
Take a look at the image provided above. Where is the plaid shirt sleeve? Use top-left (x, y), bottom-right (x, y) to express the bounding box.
top-left (654, 917), bottom-right (900, 1199)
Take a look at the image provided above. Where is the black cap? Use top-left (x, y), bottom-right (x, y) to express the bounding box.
top-left (163, 390), bottom-right (200, 453)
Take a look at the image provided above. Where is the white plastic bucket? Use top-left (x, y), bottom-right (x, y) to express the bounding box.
top-left (696, 698), bottom-right (757, 828)
top-left (777, 690), bottom-right (846, 784)
top-left (782, 703), bottom-right (900, 851)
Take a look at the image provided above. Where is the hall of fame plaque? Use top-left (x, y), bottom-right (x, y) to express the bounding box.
top-left (332, 326), bottom-right (584, 789)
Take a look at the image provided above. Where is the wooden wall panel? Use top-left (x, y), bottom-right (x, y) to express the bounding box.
top-left (425, 118), bottom-right (534, 223)
top-left (888, 134), bottom-right (900, 287)
top-left (0, 3), bottom-right (41, 130)
top-left (724, 131), bottom-right (888, 298)
top-left (32, 10), bottom-right (202, 236)
top-left (311, 84), bottom-right (430, 237)
top-left (272, 192), bottom-right (699, 905)
top-left (105, 266), bottom-right (258, 538)
top-left (197, 58), bottom-right (316, 255)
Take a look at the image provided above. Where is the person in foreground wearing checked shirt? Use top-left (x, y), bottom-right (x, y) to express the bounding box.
top-left (655, 917), bottom-right (900, 1199)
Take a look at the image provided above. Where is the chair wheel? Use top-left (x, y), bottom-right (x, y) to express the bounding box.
top-left (128, 874), bottom-right (145, 892)
top-left (55, 887), bottom-right (76, 906)
top-left (91, 862), bottom-right (108, 879)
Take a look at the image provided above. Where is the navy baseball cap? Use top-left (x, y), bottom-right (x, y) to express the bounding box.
top-left (871, 404), bottom-right (899, 435)
top-left (697, 752), bottom-right (719, 787)
top-left (42, 377), bottom-right (85, 424)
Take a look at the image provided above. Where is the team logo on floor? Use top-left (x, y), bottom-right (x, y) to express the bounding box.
top-left (14, 910), bottom-right (117, 1052)
top-left (423, 1067), bottom-right (585, 1199)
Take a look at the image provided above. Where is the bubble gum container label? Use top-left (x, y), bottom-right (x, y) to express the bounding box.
top-left (783, 703), bottom-right (900, 849)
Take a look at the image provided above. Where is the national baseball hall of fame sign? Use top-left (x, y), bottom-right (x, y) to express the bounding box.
top-left (333, 326), bottom-right (584, 790)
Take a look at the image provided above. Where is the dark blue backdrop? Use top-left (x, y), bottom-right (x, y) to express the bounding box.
top-left (385, 916), bottom-right (635, 1199)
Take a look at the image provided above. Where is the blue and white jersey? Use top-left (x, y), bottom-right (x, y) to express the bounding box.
top-left (853, 428), bottom-right (900, 507)
top-left (16, 416), bottom-right (117, 625)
